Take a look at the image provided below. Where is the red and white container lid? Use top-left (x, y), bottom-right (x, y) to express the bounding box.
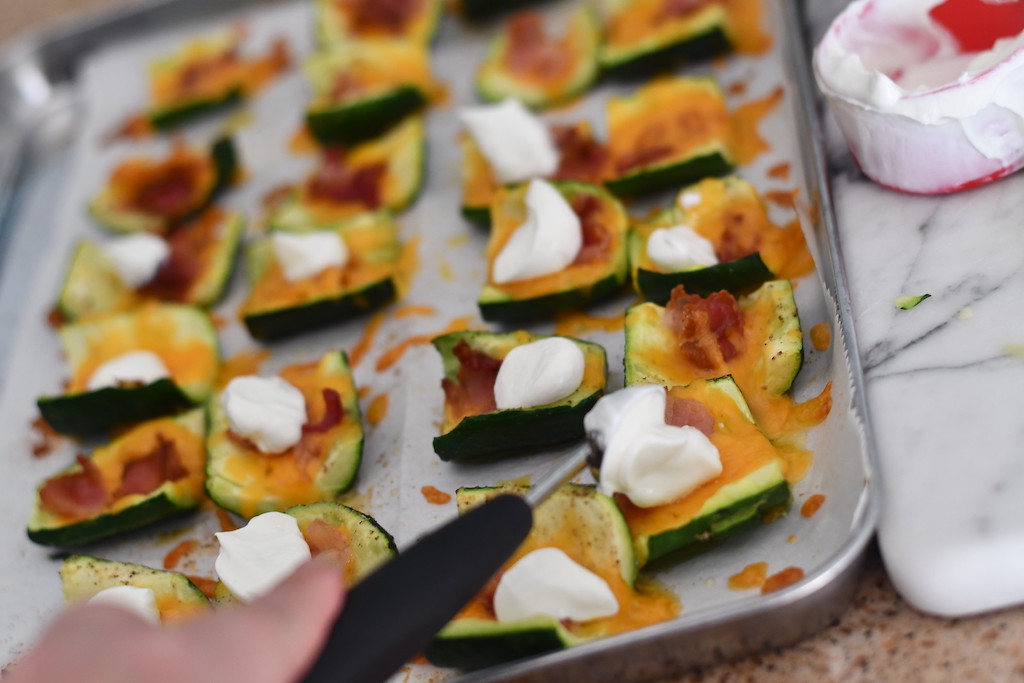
top-left (814, 0), bottom-right (1024, 194)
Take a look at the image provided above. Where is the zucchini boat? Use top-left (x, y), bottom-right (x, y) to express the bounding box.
top-left (624, 280), bottom-right (804, 434)
top-left (305, 41), bottom-right (432, 145)
top-left (60, 554), bottom-right (210, 623)
top-left (314, 0), bottom-right (442, 46)
top-left (598, 0), bottom-right (731, 76)
top-left (27, 409), bottom-right (207, 547)
top-left (424, 484), bottom-right (679, 670)
top-left (89, 136), bottom-right (239, 234)
top-left (146, 30), bottom-right (290, 131)
top-left (630, 176), bottom-right (784, 303)
top-left (241, 213), bottom-right (402, 341)
top-left (37, 304), bottom-right (220, 436)
top-left (57, 208), bottom-right (243, 321)
top-left (215, 502), bottom-right (397, 603)
top-left (269, 116), bottom-right (425, 229)
top-left (205, 351), bottom-right (363, 518)
top-left (605, 77), bottom-right (734, 197)
top-left (475, 6), bottom-right (601, 110)
top-left (478, 180), bottom-right (629, 322)
top-left (610, 378), bottom-right (791, 566)
top-left (461, 121), bottom-right (610, 225)
top-left (431, 330), bottom-right (607, 461)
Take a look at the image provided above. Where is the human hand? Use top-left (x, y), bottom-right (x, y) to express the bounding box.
top-left (7, 559), bottom-right (344, 683)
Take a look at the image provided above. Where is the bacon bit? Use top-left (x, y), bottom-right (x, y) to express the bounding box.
top-left (552, 125), bottom-right (609, 184)
top-left (303, 389), bottom-right (345, 434)
top-left (215, 507), bottom-right (240, 532)
top-left (307, 148), bottom-right (386, 208)
top-left (761, 566), bottom-right (805, 594)
top-left (115, 434), bottom-right (190, 498)
top-left (367, 394), bottom-right (389, 426)
top-left (801, 493), bottom-right (826, 518)
top-left (376, 316), bottom-right (474, 373)
top-left (262, 183), bottom-right (297, 211)
top-left (664, 395), bottom-right (715, 436)
top-left (421, 485), bottom-right (451, 505)
top-left (138, 230), bottom-right (201, 303)
top-left (38, 454), bottom-right (108, 521)
top-left (659, 0), bottom-right (706, 19)
top-left (442, 339), bottom-right (501, 420)
top-left (716, 210), bottom-right (762, 262)
top-left (129, 155), bottom-right (203, 218)
top-left (46, 306), bottom-right (68, 330)
top-left (351, 0), bottom-right (421, 32)
top-left (304, 519), bottom-right (350, 573)
top-left (570, 194), bottom-right (611, 266)
top-left (183, 574), bottom-right (219, 599)
top-left (163, 539), bottom-right (199, 570)
top-left (504, 11), bottom-right (572, 79)
top-left (31, 416), bottom-right (62, 457)
top-left (727, 561), bottom-right (768, 591)
top-left (767, 162), bottom-right (791, 180)
top-left (810, 322), bottom-right (831, 351)
top-left (664, 287), bottom-right (745, 371)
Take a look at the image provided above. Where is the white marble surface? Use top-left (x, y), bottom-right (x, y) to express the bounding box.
top-left (810, 0), bottom-right (1024, 617)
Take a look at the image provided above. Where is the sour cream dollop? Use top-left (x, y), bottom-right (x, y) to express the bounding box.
top-left (584, 385), bottom-right (722, 508)
top-left (492, 179), bottom-right (582, 284)
top-left (646, 225), bottom-right (718, 272)
top-left (222, 375), bottom-right (307, 454)
top-left (458, 99), bottom-right (560, 184)
top-left (104, 233), bottom-right (170, 289)
top-left (215, 511), bottom-right (311, 602)
top-left (87, 585), bottom-right (161, 626)
top-left (493, 547), bottom-right (619, 623)
top-left (272, 231), bottom-right (348, 283)
top-left (87, 351), bottom-right (171, 391)
top-left (493, 337), bottom-right (585, 410)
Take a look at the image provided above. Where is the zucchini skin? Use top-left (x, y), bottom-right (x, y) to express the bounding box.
top-left (424, 618), bottom-right (574, 670)
top-left (306, 88), bottom-right (427, 145)
top-left (60, 554), bottom-right (210, 617)
top-left (460, 205), bottom-right (491, 226)
top-left (635, 252), bottom-right (774, 303)
top-left (243, 278), bottom-right (397, 341)
top-left (478, 270), bottom-right (624, 323)
top-left (601, 28), bottom-right (730, 79)
top-left (148, 88), bottom-right (242, 130)
top-left (605, 150), bottom-right (733, 197)
top-left (37, 379), bottom-right (194, 437)
top-left (458, 0), bottom-right (552, 21)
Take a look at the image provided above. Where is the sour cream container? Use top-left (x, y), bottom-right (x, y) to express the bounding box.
top-left (814, 0), bottom-right (1024, 194)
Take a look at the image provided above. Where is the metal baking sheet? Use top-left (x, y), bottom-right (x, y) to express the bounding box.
top-left (0, 0), bottom-right (879, 679)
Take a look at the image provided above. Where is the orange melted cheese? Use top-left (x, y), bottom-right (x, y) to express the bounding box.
top-left (211, 360), bottom-right (359, 519)
top-left (107, 143), bottom-right (216, 215)
top-left (460, 133), bottom-right (499, 212)
top-left (730, 86), bottom-right (784, 165)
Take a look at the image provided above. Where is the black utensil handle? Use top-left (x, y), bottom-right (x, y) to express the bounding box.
top-left (301, 494), bottom-right (534, 683)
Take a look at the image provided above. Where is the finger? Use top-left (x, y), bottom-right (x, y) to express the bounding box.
top-left (176, 559), bottom-right (345, 683)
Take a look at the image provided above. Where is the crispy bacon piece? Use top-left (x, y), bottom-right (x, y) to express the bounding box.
top-left (307, 148), bottom-right (386, 208)
top-left (115, 434), bottom-right (190, 498)
top-left (503, 11), bottom-right (572, 79)
top-left (664, 395), bottom-right (715, 436)
top-left (303, 389), bottom-right (344, 434)
top-left (441, 340), bottom-right (501, 420)
top-left (304, 519), bottom-right (351, 573)
top-left (138, 223), bottom-right (204, 301)
top-left (570, 194), bottom-right (611, 266)
top-left (38, 454), bottom-right (108, 521)
top-left (715, 210), bottom-right (762, 263)
top-left (552, 125), bottom-right (609, 184)
top-left (350, 0), bottom-right (421, 32)
top-left (665, 286), bottom-right (745, 371)
top-left (659, 0), bottom-right (708, 19)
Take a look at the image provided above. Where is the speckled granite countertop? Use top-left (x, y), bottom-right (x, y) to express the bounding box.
top-left (4, 0), bottom-right (1024, 680)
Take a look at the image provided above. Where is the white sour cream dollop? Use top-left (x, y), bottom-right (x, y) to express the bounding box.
top-left (87, 350), bottom-right (171, 391)
top-left (492, 179), bottom-right (581, 284)
top-left (646, 225), bottom-right (718, 272)
top-left (458, 99), bottom-right (560, 184)
top-left (222, 375), bottom-right (307, 454)
top-left (493, 547), bottom-right (619, 623)
top-left (87, 585), bottom-right (161, 626)
top-left (104, 233), bottom-right (170, 289)
top-left (584, 385), bottom-right (722, 508)
top-left (493, 337), bottom-right (585, 410)
top-left (215, 511), bottom-right (312, 602)
top-left (272, 231), bottom-right (348, 283)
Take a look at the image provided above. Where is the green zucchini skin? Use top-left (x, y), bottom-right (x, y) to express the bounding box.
top-left (148, 88), bottom-right (243, 130)
top-left (460, 205), bottom-right (491, 226)
top-left (37, 379), bottom-right (195, 438)
top-left (432, 331), bottom-right (607, 462)
top-left (478, 181), bottom-right (629, 323)
top-left (605, 149), bottom-right (733, 198)
top-left (60, 554), bottom-right (210, 612)
top-left (424, 618), bottom-right (575, 670)
top-left (306, 87), bottom-right (428, 146)
top-left (635, 252), bottom-right (774, 303)
top-left (458, 0), bottom-right (553, 21)
top-left (27, 410), bottom-right (207, 547)
top-left (286, 502), bottom-right (397, 583)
